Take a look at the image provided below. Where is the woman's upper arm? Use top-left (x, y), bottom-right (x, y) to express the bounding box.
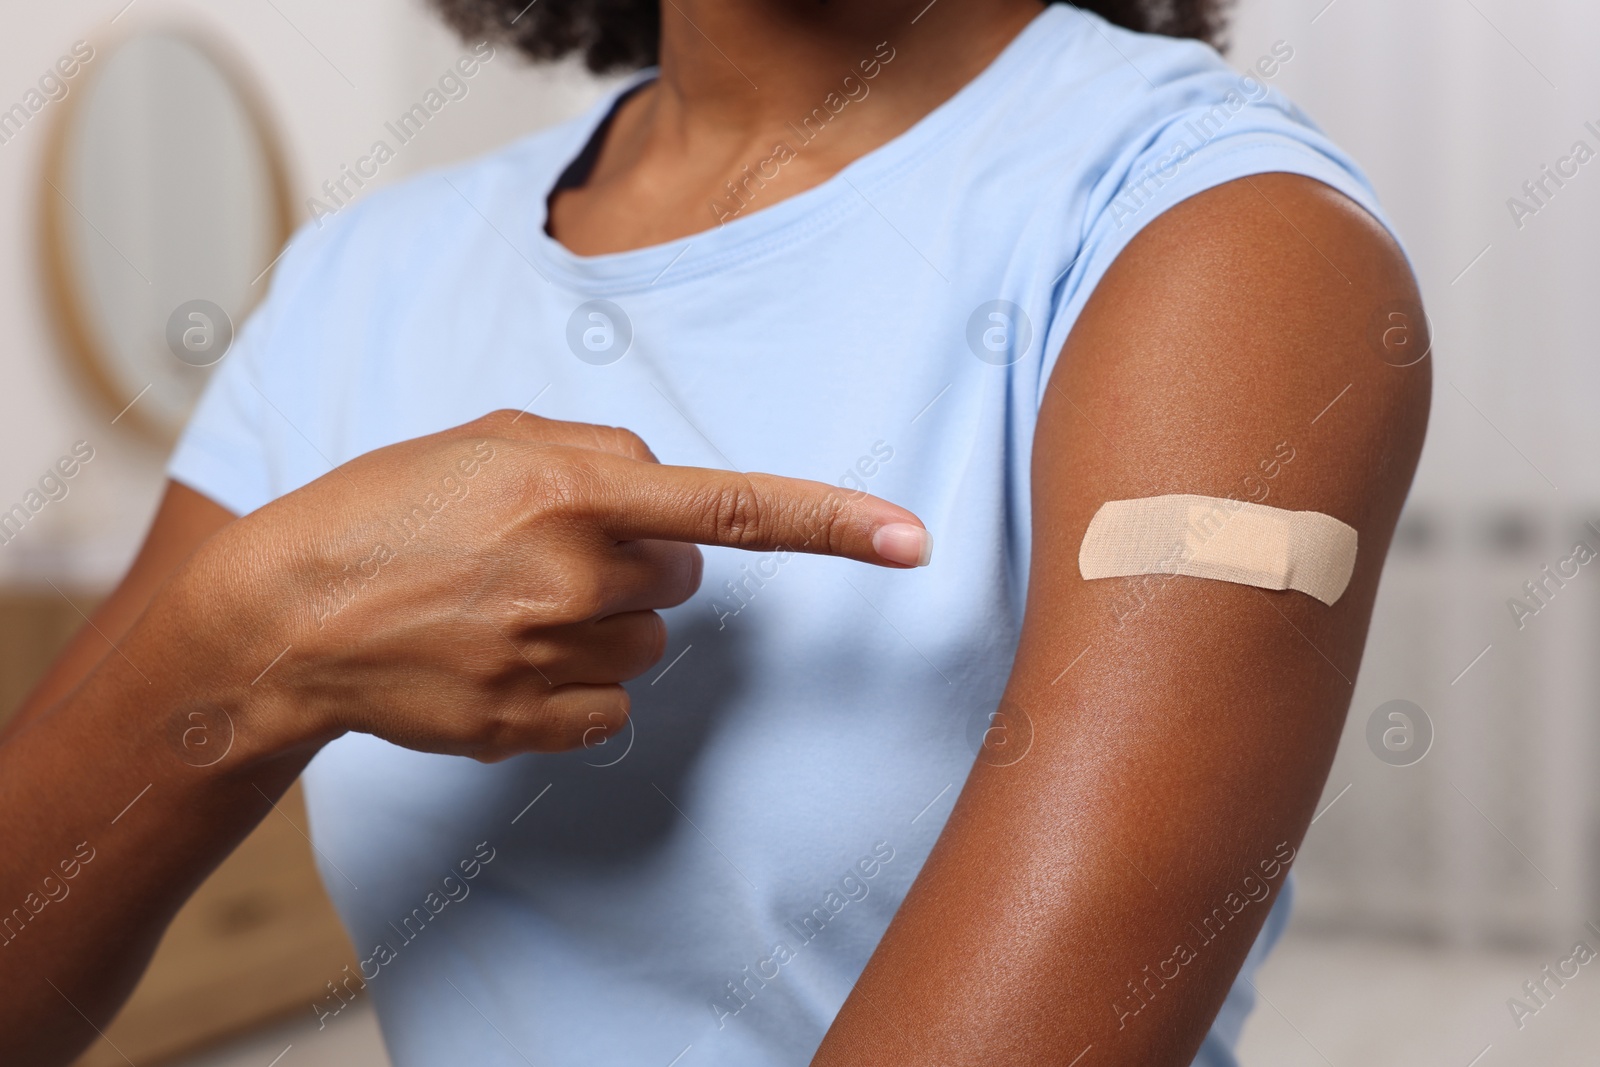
top-left (2, 481), bottom-right (236, 737)
top-left (812, 172), bottom-right (1430, 1065)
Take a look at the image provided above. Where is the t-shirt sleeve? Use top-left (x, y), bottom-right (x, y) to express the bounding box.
top-left (165, 308), bottom-right (272, 517)
top-left (165, 224), bottom-right (321, 518)
top-left (1033, 64), bottom-right (1410, 397)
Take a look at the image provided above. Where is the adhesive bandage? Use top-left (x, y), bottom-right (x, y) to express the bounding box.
top-left (1078, 495), bottom-right (1357, 606)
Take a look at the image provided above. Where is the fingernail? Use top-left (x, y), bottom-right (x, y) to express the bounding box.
top-left (873, 523), bottom-right (933, 567)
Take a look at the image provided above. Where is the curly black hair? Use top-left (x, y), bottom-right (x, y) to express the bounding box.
top-left (430, 1), bottom-right (1233, 74)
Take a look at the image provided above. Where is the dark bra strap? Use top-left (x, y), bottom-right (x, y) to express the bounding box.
top-left (550, 79), bottom-right (654, 194)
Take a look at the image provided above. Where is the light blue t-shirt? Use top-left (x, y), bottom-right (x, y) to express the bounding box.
top-left (169, 7), bottom-right (1396, 1065)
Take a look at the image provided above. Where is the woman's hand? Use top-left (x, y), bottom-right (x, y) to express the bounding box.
top-left (0, 409), bottom-right (928, 1065)
top-left (188, 408), bottom-right (930, 764)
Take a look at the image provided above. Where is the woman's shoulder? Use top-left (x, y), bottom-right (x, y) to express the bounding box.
top-left (999, 9), bottom-right (1390, 250)
top-left (1008, 8), bottom-right (1319, 162)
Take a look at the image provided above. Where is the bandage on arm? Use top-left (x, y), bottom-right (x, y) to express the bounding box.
top-left (1079, 494), bottom-right (1358, 605)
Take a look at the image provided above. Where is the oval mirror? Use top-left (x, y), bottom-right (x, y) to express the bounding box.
top-left (42, 27), bottom-right (294, 443)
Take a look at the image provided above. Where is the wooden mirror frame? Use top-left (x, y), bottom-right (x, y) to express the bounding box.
top-left (39, 20), bottom-right (298, 444)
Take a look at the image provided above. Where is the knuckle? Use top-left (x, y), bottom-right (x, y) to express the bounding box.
top-left (704, 478), bottom-right (765, 548)
top-left (773, 483), bottom-right (849, 555)
top-left (463, 685), bottom-right (632, 760)
top-left (679, 546), bottom-right (704, 604)
top-left (548, 572), bottom-right (607, 624)
top-left (466, 707), bottom-right (524, 762)
top-left (608, 426), bottom-right (655, 463)
top-left (509, 569), bottom-right (608, 626)
top-left (584, 422), bottom-right (653, 462)
top-left (477, 408), bottom-right (526, 434)
top-left (466, 697), bottom-right (564, 759)
top-left (578, 692), bottom-right (631, 750)
top-left (510, 690), bottom-right (630, 755)
top-left (524, 451), bottom-right (605, 521)
top-left (636, 613), bottom-right (668, 671)
top-left (806, 489), bottom-right (852, 555)
top-left (508, 629), bottom-right (558, 667)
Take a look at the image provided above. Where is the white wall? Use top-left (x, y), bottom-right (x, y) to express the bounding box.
top-left (0, 0), bottom-right (609, 587)
top-left (1229, 0), bottom-right (1600, 511)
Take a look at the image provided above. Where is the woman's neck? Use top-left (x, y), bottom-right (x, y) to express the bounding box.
top-left (548, 0), bottom-right (1045, 254)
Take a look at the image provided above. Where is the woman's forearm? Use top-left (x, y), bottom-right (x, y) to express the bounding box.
top-left (0, 412), bottom-right (929, 1063)
top-left (0, 555), bottom-right (324, 1067)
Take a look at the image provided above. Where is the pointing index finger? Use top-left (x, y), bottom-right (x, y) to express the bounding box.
top-left (596, 458), bottom-right (933, 568)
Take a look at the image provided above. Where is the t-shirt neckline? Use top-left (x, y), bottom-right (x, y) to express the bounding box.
top-left (524, 4), bottom-right (1069, 295)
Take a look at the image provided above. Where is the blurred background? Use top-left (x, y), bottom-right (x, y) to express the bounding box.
top-left (1, 0), bottom-right (1594, 1064)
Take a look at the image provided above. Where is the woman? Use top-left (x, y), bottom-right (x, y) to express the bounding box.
top-left (0, 1), bottom-right (1429, 1064)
